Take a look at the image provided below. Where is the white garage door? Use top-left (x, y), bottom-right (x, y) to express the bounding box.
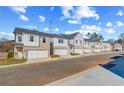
top-left (28, 50), bottom-right (48, 59)
top-left (54, 49), bottom-right (67, 55)
top-left (74, 49), bottom-right (83, 54)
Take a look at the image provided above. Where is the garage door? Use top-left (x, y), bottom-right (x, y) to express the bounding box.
top-left (74, 49), bottom-right (83, 54)
top-left (54, 49), bottom-right (67, 55)
top-left (28, 50), bottom-right (48, 59)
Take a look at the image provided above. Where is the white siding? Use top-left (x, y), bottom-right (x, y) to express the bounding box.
top-left (16, 33), bottom-right (40, 46)
top-left (53, 38), bottom-right (68, 47)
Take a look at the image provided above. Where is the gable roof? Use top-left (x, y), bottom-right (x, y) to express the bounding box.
top-left (60, 32), bottom-right (79, 39)
top-left (13, 27), bottom-right (66, 39)
top-left (84, 39), bottom-right (100, 42)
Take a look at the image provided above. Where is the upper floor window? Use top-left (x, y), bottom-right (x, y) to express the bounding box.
top-left (30, 35), bottom-right (34, 42)
top-left (76, 40), bottom-right (78, 44)
top-left (18, 36), bottom-right (22, 42)
top-left (58, 39), bottom-right (63, 43)
top-left (43, 37), bottom-right (46, 43)
top-left (80, 40), bottom-right (82, 44)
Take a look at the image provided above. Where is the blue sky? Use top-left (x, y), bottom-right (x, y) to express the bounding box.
top-left (0, 6), bottom-right (124, 40)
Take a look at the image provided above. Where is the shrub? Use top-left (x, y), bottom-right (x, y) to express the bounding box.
top-left (51, 54), bottom-right (60, 58)
top-left (7, 52), bottom-right (14, 59)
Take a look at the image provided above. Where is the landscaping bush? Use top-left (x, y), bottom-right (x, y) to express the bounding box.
top-left (7, 52), bottom-right (14, 59)
top-left (51, 54), bottom-right (60, 58)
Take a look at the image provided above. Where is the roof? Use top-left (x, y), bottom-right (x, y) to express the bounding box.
top-left (13, 27), bottom-right (67, 39)
top-left (60, 32), bottom-right (79, 39)
top-left (84, 39), bottom-right (100, 42)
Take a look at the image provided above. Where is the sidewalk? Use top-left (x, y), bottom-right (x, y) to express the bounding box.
top-left (46, 66), bottom-right (124, 86)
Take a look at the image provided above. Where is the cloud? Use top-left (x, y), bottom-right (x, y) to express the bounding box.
top-left (20, 15), bottom-right (29, 21)
top-left (68, 20), bottom-right (80, 25)
top-left (10, 6), bottom-right (27, 14)
top-left (39, 15), bottom-right (45, 22)
top-left (81, 24), bottom-right (101, 33)
top-left (65, 24), bottom-right (102, 37)
top-left (43, 27), bottom-right (49, 31)
top-left (116, 21), bottom-right (124, 27)
top-left (0, 31), bottom-right (14, 40)
top-left (61, 6), bottom-right (100, 21)
top-left (55, 28), bottom-right (59, 32)
top-left (117, 10), bottom-right (124, 16)
top-left (60, 6), bottom-right (73, 20)
top-left (106, 28), bottom-right (115, 35)
top-left (73, 6), bottom-right (100, 20)
top-left (106, 22), bottom-right (112, 27)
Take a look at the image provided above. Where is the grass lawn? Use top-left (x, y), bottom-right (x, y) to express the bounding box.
top-left (0, 59), bottom-right (27, 66)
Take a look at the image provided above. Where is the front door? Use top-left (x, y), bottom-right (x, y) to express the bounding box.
top-left (18, 50), bottom-right (23, 58)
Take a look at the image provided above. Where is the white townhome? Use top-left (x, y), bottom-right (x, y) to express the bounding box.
top-left (60, 32), bottom-right (84, 54)
top-left (13, 27), bottom-right (69, 59)
top-left (113, 43), bottom-right (122, 51)
top-left (83, 39), bottom-right (103, 53)
top-left (13, 27), bottom-right (112, 60)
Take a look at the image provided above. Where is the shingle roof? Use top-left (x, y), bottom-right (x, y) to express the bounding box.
top-left (60, 32), bottom-right (79, 39)
top-left (13, 27), bottom-right (66, 39)
top-left (84, 39), bottom-right (100, 42)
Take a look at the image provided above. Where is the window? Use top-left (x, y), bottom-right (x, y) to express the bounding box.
top-left (30, 35), bottom-right (34, 42)
top-left (61, 39), bottom-right (63, 43)
top-left (43, 37), bottom-right (46, 43)
top-left (18, 36), bottom-right (22, 42)
top-left (76, 40), bottom-right (78, 44)
top-left (58, 39), bottom-right (63, 43)
top-left (80, 40), bottom-right (82, 44)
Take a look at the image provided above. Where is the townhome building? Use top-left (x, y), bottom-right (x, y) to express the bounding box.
top-left (13, 27), bottom-right (69, 59)
top-left (83, 39), bottom-right (103, 53)
top-left (101, 42), bottom-right (112, 52)
top-left (60, 32), bottom-right (84, 54)
top-left (13, 27), bottom-right (112, 60)
top-left (113, 43), bottom-right (122, 51)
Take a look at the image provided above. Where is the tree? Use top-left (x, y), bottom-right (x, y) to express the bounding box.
top-left (90, 32), bottom-right (104, 41)
top-left (0, 37), bottom-right (8, 42)
top-left (86, 33), bottom-right (91, 39)
top-left (98, 34), bottom-right (104, 41)
top-left (118, 33), bottom-right (124, 47)
top-left (119, 33), bottom-right (124, 40)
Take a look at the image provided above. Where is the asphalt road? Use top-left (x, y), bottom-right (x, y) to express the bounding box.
top-left (0, 52), bottom-right (121, 85)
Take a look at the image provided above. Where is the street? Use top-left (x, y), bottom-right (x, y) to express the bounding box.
top-left (0, 52), bottom-right (121, 85)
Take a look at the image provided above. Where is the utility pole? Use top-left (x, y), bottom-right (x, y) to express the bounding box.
top-left (49, 9), bottom-right (54, 56)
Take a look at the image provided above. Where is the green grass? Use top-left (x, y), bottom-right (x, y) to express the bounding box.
top-left (0, 59), bottom-right (27, 66)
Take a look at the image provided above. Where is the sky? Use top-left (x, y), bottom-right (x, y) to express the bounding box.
top-left (0, 6), bottom-right (124, 40)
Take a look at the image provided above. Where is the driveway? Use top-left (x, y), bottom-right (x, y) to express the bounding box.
top-left (0, 52), bottom-right (121, 85)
